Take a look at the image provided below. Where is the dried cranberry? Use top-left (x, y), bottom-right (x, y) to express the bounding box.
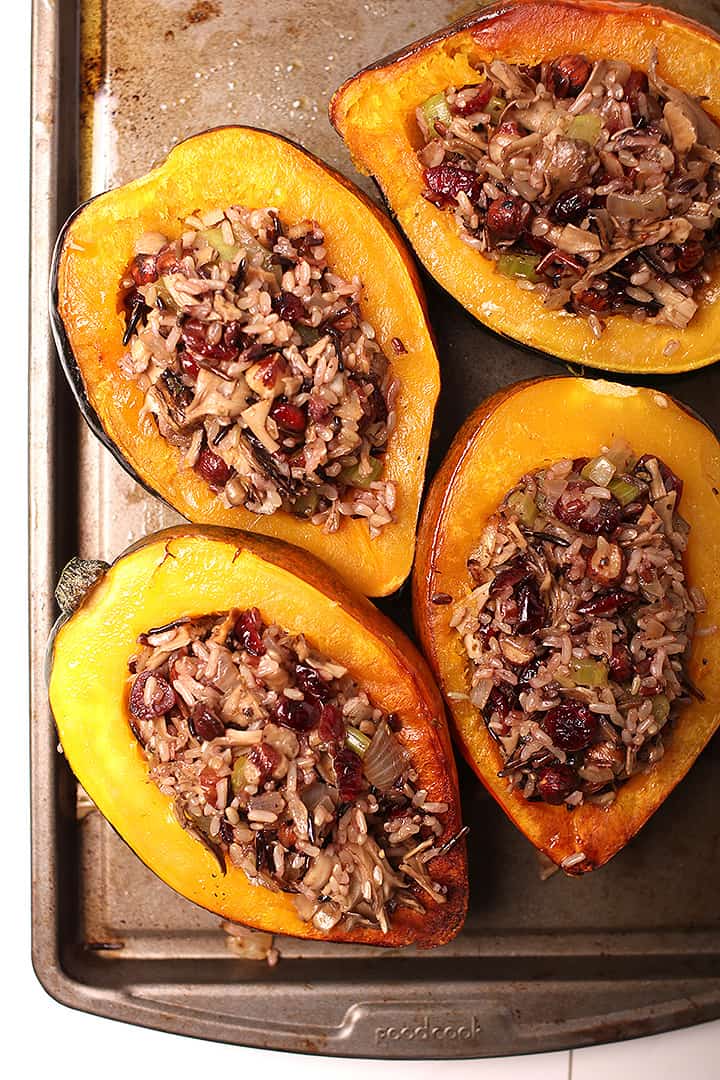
top-left (536, 249), bottom-right (586, 278)
top-left (636, 454), bottom-right (683, 503)
top-left (308, 396), bottom-right (331, 423)
top-left (452, 80), bottom-right (493, 115)
top-left (219, 818), bottom-right (235, 844)
top-left (677, 268), bottom-right (705, 289)
top-left (490, 558), bottom-right (531, 596)
top-left (181, 319), bottom-right (243, 362)
top-left (333, 747), bottom-right (364, 800)
top-left (190, 704), bottom-right (225, 742)
top-left (516, 580), bottom-right (545, 634)
top-left (541, 703), bottom-right (599, 751)
top-left (623, 69), bottom-right (648, 115)
top-left (318, 703), bottom-right (345, 743)
top-left (235, 608), bottom-right (266, 657)
top-left (249, 742), bottom-right (280, 785)
top-left (180, 354), bottom-right (199, 379)
top-left (130, 253), bottom-right (159, 285)
top-left (194, 447), bottom-right (231, 490)
top-left (272, 291), bottom-right (306, 323)
top-left (621, 500), bottom-right (646, 522)
top-left (609, 644), bottom-right (634, 683)
top-left (361, 384), bottom-right (388, 424)
top-left (574, 288), bottom-right (611, 313)
top-left (270, 400), bottom-right (307, 433)
top-left (537, 763), bottom-right (579, 804)
top-left (156, 248), bottom-right (183, 275)
top-left (548, 54), bottom-right (592, 97)
top-left (522, 230), bottom-right (553, 255)
top-left (485, 684), bottom-right (516, 722)
top-left (423, 164), bottom-right (482, 208)
top-left (256, 353), bottom-right (285, 388)
top-left (486, 196), bottom-right (528, 240)
top-left (198, 767), bottom-right (219, 806)
top-left (276, 697), bottom-right (321, 732)
top-left (576, 589), bottom-right (635, 617)
top-left (276, 820), bottom-right (297, 848)
top-left (129, 669), bottom-right (176, 721)
top-left (517, 657), bottom-right (544, 694)
top-left (287, 448), bottom-right (307, 470)
top-left (294, 661), bottom-right (330, 702)
top-left (554, 481), bottom-right (622, 536)
top-left (550, 188), bottom-right (592, 225)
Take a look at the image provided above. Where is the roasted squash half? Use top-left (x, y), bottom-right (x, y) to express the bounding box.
top-left (331, 0), bottom-right (720, 374)
top-left (48, 526), bottom-right (467, 947)
top-left (51, 126), bottom-right (440, 597)
top-left (413, 377), bottom-right (720, 873)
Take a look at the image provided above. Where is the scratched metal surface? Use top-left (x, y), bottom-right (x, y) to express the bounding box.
top-left (31, 0), bottom-right (720, 1058)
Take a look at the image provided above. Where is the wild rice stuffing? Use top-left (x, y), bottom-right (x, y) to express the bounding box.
top-left (120, 207), bottom-right (398, 537)
top-left (128, 607), bottom-right (450, 933)
top-left (451, 443), bottom-right (705, 809)
top-left (417, 52), bottom-right (720, 332)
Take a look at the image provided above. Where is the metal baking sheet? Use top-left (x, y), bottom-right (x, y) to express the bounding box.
top-left (30, 0), bottom-right (720, 1058)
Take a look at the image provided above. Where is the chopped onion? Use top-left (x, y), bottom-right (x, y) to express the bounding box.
top-left (469, 679), bottom-right (493, 710)
top-left (606, 191), bottom-right (667, 221)
top-left (363, 721), bottom-right (409, 791)
top-left (300, 781), bottom-right (336, 813)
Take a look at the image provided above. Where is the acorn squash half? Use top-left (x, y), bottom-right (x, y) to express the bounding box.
top-left (413, 377), bottom-right (720, 873)
top-left (331, 0), bottom-right (720, 374)
top-left (48, 525), bottom-right (467, 947)
top-left (50, 126), bottom-right (440, 597)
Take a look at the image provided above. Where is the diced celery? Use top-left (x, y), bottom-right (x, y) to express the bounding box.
top-left (567, 113), bottom-right (602, 144)
top-left (608, 477), bottom-right (642, 507)
top-left (506, 489), bottom-right (538, 527)
top-left (232, 222), bottom-right (275, 270)
top-left (297, 324), bottom-right (322, 346)
top-left (651, 694), bottom-right (670, 725)
top-left (291, 491), bottom-right (320, 519)
top-left (581, 455), bottom-right (616, 487)
top-left (345, 726), bottom-right (371, 757)
top-left (497, 252), bottom-right (541, 283)
top-left (231, 756), bottom-right (248, 795)
top-left (422, 92), bottom-right (453, 136)
top-left (198, 226), bottom-right (241, 263)
top-left (339, 457), bottom-right (384, 488)
top-left (486, 95), bottom-right (506, 122)
top-left (558, 658), bottom-right (608, 688)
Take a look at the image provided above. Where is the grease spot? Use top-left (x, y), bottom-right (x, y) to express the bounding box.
top-left (183, 1), bottom-right (222, 29)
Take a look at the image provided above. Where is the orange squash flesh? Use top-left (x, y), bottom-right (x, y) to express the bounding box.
top-left (331, 0), bottom-right (720, 374)
top-left (53, 126), bottom-right (440, 597)
top-left (413, 377), bottom-right (720, 873)
top-left (48, 526), bottom-right (467, 947)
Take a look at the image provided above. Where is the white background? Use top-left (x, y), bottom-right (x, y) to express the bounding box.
top-left (6, 2), bottom-right (718, 1075)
